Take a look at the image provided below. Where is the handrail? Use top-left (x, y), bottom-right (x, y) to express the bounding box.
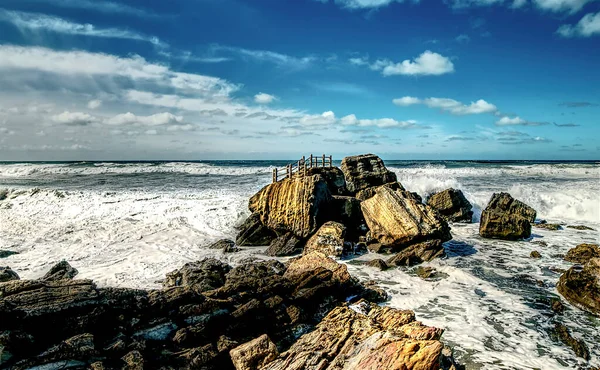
top-left (272, 154), bottom-right (333, 183)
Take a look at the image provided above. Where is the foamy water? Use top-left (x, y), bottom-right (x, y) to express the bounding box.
top-left (0, 160), bottom-right (598, 369)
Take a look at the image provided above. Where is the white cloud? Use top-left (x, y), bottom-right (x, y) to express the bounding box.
top-left (105, 112), bottom-right (184, 126)
top-left (371, 51), bottom-right (454, 76)
top-left (394, 96), bottom-right (497, 115)
top-left (209, 45), bottom-right (315, 70)
top-left (23, 0), bottom-right (154, 17)
top-left (533, 0), bottom-right (594, 13)
top-left (87, 100), bottom-right (102, 109)
top-left (557, 12), bottom-right (600, 37)
top-left (0, 10), bottom-right (165, 47)
top-left (341, 114), bottom-right (418, 128)
top-left (349, 57), bottom-right (370, 66)
top-left (317, 0), bottom-right (406, 9)
top-left (495, 116), bottom-right (549, 126)
top-left (254, 93), bottom-right (277, 104)
top-left (456, 34), bottom-right (471, 43)
top-left (51, 111), bottom-right (98, 126)
top-left (300, 111), bottom-right (337, 126)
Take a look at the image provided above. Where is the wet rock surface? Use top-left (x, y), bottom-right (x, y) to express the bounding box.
top-left (387, 240), bottom-right (446, 267)
top-left (42, 260), bottom-right (79, 281)
top-left (479, 192), bottom-right (536, 240)
top-left (0, 250), bottom-right (19, 259)
top-left (557, 258), bottom-right (600, 316)
top-left (303, 221), bottom-right (348, 257)
top-left (0, 266), bottom-right (19, 282)
top-left (235, 213), bottom-right (277, 247)
top-left (265, 233), bottom-right (303, 257)
top-left (564, 243), bottom-right (600, 264)
top-left (530, 250), bottom-right (542, 259)
top-left (427, 188), bottom-right (473, 223)
top-left (341, 154), bottom-right (398, 194)
top-left (552, 322), bottom-right (590, 360)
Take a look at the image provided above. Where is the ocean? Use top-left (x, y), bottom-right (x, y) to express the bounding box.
top-left (0, 160), bottom-right (598, 369)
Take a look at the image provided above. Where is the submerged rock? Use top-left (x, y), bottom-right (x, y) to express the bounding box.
top-left (207, 239), bottom-right (235, 250)
top-left (163, 258), bottom-right (231, 290)
top-left (0, 250), bottom-right (19, 259)
top-left (427, 188), bottom-right (473, 223)
top-left (249, 175), bottom-right (332, 239)
top-left (534, 223), bottom-right (562, 231)
top-left (265, 233), bottom-right (303, 257)
top-left (530, 251), bottom-right (542, 259)
top-left (387, 240), bottom-right (446, 267)
top-left (235, 213), bottom-right (277, 247)
top-left (361, 186), bottom-right (451, 252)
top-left (0, 266), bottom-right (19, 282)
top-left (303, 221), bottom-right (347, 257)
top-left (557, 258), bottom-right (600, 316)
top-left (42, 261), bottom-right (79, 281)
top-left (365, 259), bottom-right (389, 271)
top-left (479, 192), bottom-right (536, 240)
top-left (566, 225), bottom-right (595, 231)
top-left (230, 334), bottom-right (278, 370)
top-left (564, 243), bottom-right (600, 264)
top-left (341, 154), bottom-right (397, 195)
top-left (552, 322), bottom-right (590, 360)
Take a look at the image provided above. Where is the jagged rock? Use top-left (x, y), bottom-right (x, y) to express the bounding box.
top-left (0, 267), bottom-right (19, 282)
top-left (366, 259), bottom-right (389, 271)
top-left (557, 258), bottom-right (600, 316)
top-left (122, 350), bottom-right (144, 369)
top-left (414, 266), bottom-right (446, 280)
top-left (341, 154), bottom-right (398, 195)
top-left (265, 233), bottom-right (303, 257)
top-left (249, 175), bottom-right (332, 238)
top-left (284, 251), bottom-right (352, 286)
top-left (355, 181), bottom-right (405, 201)
top-left (567, 225), bottom-right (595, 231)
top-left (262, 300), bottom-right (452, 370)
top-left (551, 298), bottom-right (565, 314)
top-left (304, 167), bottom-right (347, 195)
top-left (366, 243), bottom-right (392, 254)
top-left (330, 195), bottom-right (365, 234)
top-left (387, 240), bottom-right (446, 267)
top-left (229, 334), bottom-right (278, 370)
top-left (207, 239), bottom-right (235, 249)
top-left (361, 186), bottom-right (451, 252)
top-left (0, 250), bottom-right (18, 259)
top-left (534, 223), bottom-right (562, 231)
top-left (236, 213), bottom-right (277, 247)
top-left (303, 221), bottom-right (347, 257)
top-left (42, 261), bottom-right (78, 281)
top-left (530, 250), bottom-right (542, 259)
top-left (552, 323), bottom-right (590, 360)
top-left (531, 240), bottom-right (548, 247)
top-left (564, 243), bottom-right (600, 264)
top-left (163, 258), bottom-right (231, 290)
top-left (427, 188), bottom-right (473, 223)
top-left (479, 192), bottom-right (536, 240)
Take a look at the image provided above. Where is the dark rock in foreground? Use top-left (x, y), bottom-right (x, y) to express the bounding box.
top-left (387, 240), bottom-right (446, 267)
top-left (479, 192), bottom-right (536, 240)
top-left (427, 188), bottom-right (473, 223)
top-left (557, 258), bottom-right (600, 316)
top-left (564, 243), bottom-right (600, 264)
top-left (265, 233), bottom-right (303, 257)
top-left (530, 250), bottom-right (542, 259)
top-left (341, 154), bottom-right (397, 195)
top-left (236, 213), bottom-right (277, 246)
top-left (0, 266), bottom-right (19, 282)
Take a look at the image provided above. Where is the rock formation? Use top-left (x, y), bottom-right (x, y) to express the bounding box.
top-left (427, 188), bottom-right (473, 223)
top-left (230, 334), bottom-right (279, 370)
top-left (564, 243), bottom-right (600, 264)
top-left (387, 240), bottom-right (446, 267)
top-left (303, 221), bottom-right (348, 257)
top-left (341, 154), bottom-right (398, 195)
top-left (42, 260), bottom-right (79, 281)
top-left (0, 266), bottom-right (19, 282)
top-left (557, 258), bottom-right (600, 316)
top-left (236, 213), bottom-right (277, 246)
top-left (265, 233), bottom-right (303, 257)
top-left (361, 186), bottom-right (452, 252)
top-left (479, 192), bottom-right (536, 240)
top-left (248, 175), bottom-right (332, 239)
top-left (304, 167), bottom-right (347, 195)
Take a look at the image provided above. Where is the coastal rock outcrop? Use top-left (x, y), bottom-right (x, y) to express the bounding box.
top-left (303, 221), bottom-right (348, 257)
top-left (0, 266), bottom-right (19, 282)
top-left (230, 334), bottom-right (279, 370)
top-left (163, 258), bottom-right (231, 290)
top-left (427, 188), bottom-right (473, 223)
top-left (564, 243), bottom-right (600, 264)
top-left (341, 154), bottom-right (397, 195)
top-left (479, 192), bottom-right (536, 240)
top-left (265, 233), bottom-right (303, 257)
top-left (248, 175), bottom-right (332, 238)
top-left (42, 260), bottom-right (78, 281)
top-left (557, 258), bottom-right (600, 316)
top-left (355, 181), bottom-right (405, 202)
top-left (361, 186), bottom-right (452, 252)
top-left (236, 213), bottom-right (277, 246)
top-left (304, 167), bottom-right (347, 195)
top-left (262, 300), bottom-right (456, 370)
top-left (387, 240), bottom-right (446, 267)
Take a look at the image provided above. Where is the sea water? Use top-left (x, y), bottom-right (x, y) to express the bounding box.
top-left (0, 160), bottom-right (598, 369)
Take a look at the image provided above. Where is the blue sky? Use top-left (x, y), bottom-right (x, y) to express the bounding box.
top-left (0, 0), bottom-right (598, 160)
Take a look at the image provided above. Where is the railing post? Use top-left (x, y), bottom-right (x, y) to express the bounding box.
top-left (309, 154), bottom-right (313, 168)
top-left (329, 155), bottom-right (332, 168)
top-left (272, 168), bottom-right (276, 183)
top-left (322, 154), bottom-right (325, 168)
top-left (288, 164), bottom-right (292, 179)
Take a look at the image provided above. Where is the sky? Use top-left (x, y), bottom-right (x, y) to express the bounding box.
top-left (0, 0), bottom-right (598, 160)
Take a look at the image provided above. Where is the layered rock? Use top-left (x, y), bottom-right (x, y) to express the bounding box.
top-left (163, 258), bottom-right (231, 290)
top-left (479, 193), bottom-right (536, 240)
top-left (261, 300), bottom-right (456, 370)
top-left (0, 266), bottom-right (19, 282)
top-left (564, 243), bottom-right (600, 264)
top-left (42, 260), bottom-right (78, 281)
top-left (304, 167), bottom-right (347, 195)
top-left (236, 213), bottom-right (277, 247)
top-left (387, 240), bottom-right (446, 267)
top-left (230, 334), bottom-right (278, 370)
top-left (360, 186), bottom-right (452, 252)
top-left (427, 188), bottom-right (473, 223)
top-left (303, 221), bottom-right (348, 257)
top-left (557, 258), bottom-right (600, 316)
top-left (355, 181), bottom-right (405, 202)
top-left (248, 175), bottom-right (332, 239)
top-left (265, 233), bottom-right (303, 257)
top-left (341, 154), bottom-right (397, 195)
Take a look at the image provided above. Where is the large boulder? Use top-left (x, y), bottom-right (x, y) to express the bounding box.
top-left (564, 243), bottom-right (600, 264)
top-left (355, 181), bottom-right (405, 202)
top-left (427, 188), bottom-right (473, 223)
top-left (249, 175), bottom-right (332, 239)
top-left (235, 213), bottom-right (277, 247)
top-left (479, 193), bottom-right (536, 240)
top-left (557, 258), bottom-right (600, 316)
top-left (262, 300), bottom-right (455, 370)
top-left (387, 240), bottom-right (446, 267)
top-left (303, 221), bottom-right (348, 258)
top-left (265, 233), bottom-right (303, 257)
top-left (0, 266), bottom-right (20, 282)
top-left (341, 154), bottom-right (397, 195)
top-left (42, 261), bottom-right (78, 281)
top-left (229, 334), bottom-right (278, 370)
top-left (360, 186), bottom-right (452, 252)
top-left (304, 167), bottom-right (347, 195)
top-left (163, 258), bottom-right (231, 290)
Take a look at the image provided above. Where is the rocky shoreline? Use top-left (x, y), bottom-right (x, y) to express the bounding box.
top-left (1, 153), bottom-right (598, 369)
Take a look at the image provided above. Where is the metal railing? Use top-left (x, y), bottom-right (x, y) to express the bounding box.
top-left (272, 154), bottom-right (333, 183)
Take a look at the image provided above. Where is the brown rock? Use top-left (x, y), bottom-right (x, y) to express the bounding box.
top-left (236, 213), bottom-right (277, 247)
top-left (284, 251), bottom-right (352, 285)
top-left (479, 192), bottom-right (536, 240)
top-left (0, 266), bottom-right (19, 282)
top-left (42, 260), bottom-right (79, 281)
top-left (265, 233), bottom-right (303, 257)
top-left (330, 195), bottom-right (365, 233)
top-left (530, 250), bottom-right (542, 259)
top-left (534, 223), bottom-right (562, 231)
top-left (163, 258), bottom-right (230, 290)
top-left (304, 167), bottom-right (347, 195)
top-left (249, 175), bottom-right (332, 238)
top-left (366, 259), bottom-right (389, 271)
top-left (552, 322), bottom-right (590, 360)
top-left (341, 154), bottom-right (398, 194)
top-left (387, 240), bottom-right (446, 267)
top-left (557, 258), bottom-right (600, 316)
top-left (355, 181), bottom-right (405, 201)
top-left (567, 225), bottom-right (595, 231)
top-left (229, 334), bottom-right (278, 370)
top-left (427, 188), bottom-right (473, 223)
top-left (564, 243), bottom-right (600, 264)
top-left (122, 350), bottom-right (144, 370)
top-left (303, 221), bottom-right (347, 257)
top-left (361, 186), bottom-right (451, 252)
